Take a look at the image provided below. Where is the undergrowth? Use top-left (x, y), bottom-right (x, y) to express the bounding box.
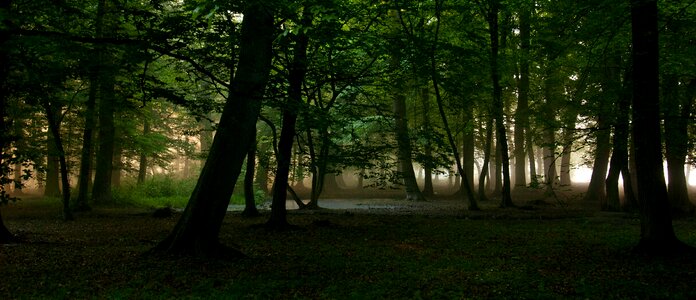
top-left (111, 175), bottom-right (266, 209)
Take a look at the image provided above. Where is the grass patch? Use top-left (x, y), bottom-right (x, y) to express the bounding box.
top-left (110, 176), bottom-right (266, 209)
top-left (2, 198), bottom-right (696, 299)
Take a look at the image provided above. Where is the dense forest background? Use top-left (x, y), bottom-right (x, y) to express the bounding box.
top-left (1, 0), bottom-right (695, 256)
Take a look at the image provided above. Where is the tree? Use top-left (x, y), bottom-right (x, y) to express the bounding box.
top-left (630, 0), bottom-right (691, 255)
top-left (153, 2), bottom-right (275, 258)
top-left (0, 0), bottom-right (17, 243)
top-left (485, 0), bottom-right (513, 207)
top-left (267, 4), bottom-right (312, 227)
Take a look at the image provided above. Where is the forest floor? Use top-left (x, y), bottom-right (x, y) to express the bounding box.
top-left (2, 186), bottom-right (696, 299)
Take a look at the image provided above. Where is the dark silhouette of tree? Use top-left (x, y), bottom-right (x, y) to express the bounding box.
top-left (630, 0), bottom-right (692, 255)
top-left (153, 2), bottom-right (275, 258)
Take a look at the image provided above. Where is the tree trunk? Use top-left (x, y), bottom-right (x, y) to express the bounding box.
top-left (559, 124), bottom-right (573, 186)
top-left (487, 0), bottom-right (513, 207)
top-left (630, 0), bottom-right (691, 255)
top-left (664, 77), bottom-right (696, 215)
top-left (542, 66), bottom-right (561, 191)
top-left (513, 5), bottom-right (531, 188)
top-left (111, 131), bottom-right (122, 188)
top-left (242, 134), bottom-right (260, 218)
top-left (584, 111), bottom-right (611, 202)
top-left (137, 110), bottom-right (150, 184)
top-left (462, 107), bottom-right (475, 194)
top-left (478, 116), bottom-right (493, 201)
top-left (430, 0), bottom-right (477, 208)
top-left (0, 0), bottom-right (18, 241)
top-left (267, 9), bottom-right (311, 227)
top-left (153, 4), bottom-right (275, 258)
top-left (44, 108), bottom-right (61, 197)
top-left (421, 88), bottom-right (434, 197)
top-left (43, 102), bottom-right (73, 221)
top-left (92, 68), bottom-right (115, 203)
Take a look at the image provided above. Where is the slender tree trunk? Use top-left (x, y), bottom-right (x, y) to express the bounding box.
top-left (487, 0), bottom-right (513, 207)
top-left (153, 4), bottom-right (275, 258)
top-left (542, 65), bottom-right (562, 191)
top-left (111, 132), bottom-right (122, 188)
top-left (421, 88), bottom-right (434, 197)
top-left (630, 0), bottom-right (691, 254)
top-left (137, 111), bottom-right (150, 184)
top-left (513, 5), bottom-right (531, 188)
top-left (559, 124), bottom-right (573, 186)
top-left (267, 10), bottom-right (311, 227)
top-left (478, 116), bottom-right (493, 201)
top-left (242, 132), bottom-right (260, 217)
top-left (605, 57), bottom-right (633, 211)
top-left (43, 102), bottom-right (73, 221)
top-left (462, 107), bottom-right (475, 194)
top-left (430, 0), bottom-right (477, 208)
top-left (527, 136), bottom-right (537, 184)
top-left (44, 108), bottom-right (61, 197)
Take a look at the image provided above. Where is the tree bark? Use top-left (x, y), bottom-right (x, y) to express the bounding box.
top-left (153, 4), bottom-right (275, 258)
top-left (630, 0), bottom-right (691, 255)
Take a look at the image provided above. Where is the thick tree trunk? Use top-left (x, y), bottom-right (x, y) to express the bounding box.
top-left (92, 69), bottom-right (115, 203)
top-left (630, 0), bottom-right (691, 255)
top-left (153, 4), bottom-right (274, 258)
top-left (664, 78), bottom-right (695, 215)
top-left (393, 92), bottom-right (425, 201)
top-left (584, 113), bottom-right (611, 202)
